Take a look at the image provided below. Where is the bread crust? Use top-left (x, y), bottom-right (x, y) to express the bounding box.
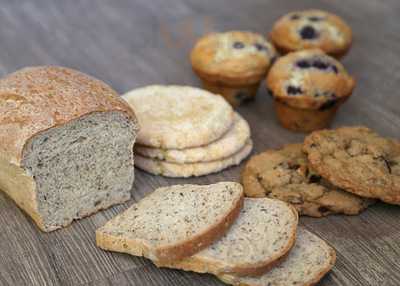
top-left (0, 66), bottom-right (137, 166)
top-left (306, 245), bottom-right (336, 286)
top-left (96, 187), bottom-right (244, 263)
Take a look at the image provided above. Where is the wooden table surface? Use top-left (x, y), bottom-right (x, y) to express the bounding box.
top-left (0, 1), bottom-right (399, 285)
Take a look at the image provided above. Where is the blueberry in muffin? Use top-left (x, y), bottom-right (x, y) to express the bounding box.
top-left (270, 9), bottom-right (352, 58)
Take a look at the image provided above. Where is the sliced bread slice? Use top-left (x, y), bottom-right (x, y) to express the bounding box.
top-left (96, 182), bottom-right (244, 263)
top-left (156, 198), bottom-right (298, 276)
top-left (218, 228), bottom-right (336, 286)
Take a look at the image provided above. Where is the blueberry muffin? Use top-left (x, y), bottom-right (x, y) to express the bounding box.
top-left (191, 31), bottom-right (277, 107)
top-left (270, 10), bottom-right (352, 58)
top-left (266, 49), bottom-right (355, 132)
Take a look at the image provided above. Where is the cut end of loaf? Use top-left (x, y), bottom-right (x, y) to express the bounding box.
top-left (21, 111), bottom-right (137, 231)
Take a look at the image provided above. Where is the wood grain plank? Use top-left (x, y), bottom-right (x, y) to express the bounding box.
top-left (88, 264), bottom-right (223, 286)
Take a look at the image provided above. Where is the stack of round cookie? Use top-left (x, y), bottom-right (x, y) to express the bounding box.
top-left (123, 85), bottom-right (253, 177)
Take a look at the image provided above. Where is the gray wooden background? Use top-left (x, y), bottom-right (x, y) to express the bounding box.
top-left (0, 0), bottom-right (399, 285)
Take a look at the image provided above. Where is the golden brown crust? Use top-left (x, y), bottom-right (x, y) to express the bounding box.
top-left (217, 249), bottom-right (335, 286)
top-left (306, 238), bottom-right (337, 286)
top-left (266, 49), bottom-right (355, 110)
top-left (0, 155), bottom-right (44, 229)
top-left (0, 66), bottom-right (137, 166)
top-left (159, 246), bottom-right (292, 277)
top-left (270, 10), bottom-right (352, 57)
top-left (303, 126), bottom-right (400, 205)
top-left (191, 31), bottom-right (276, 86)
top-left (96, 230), bottom-right (153, 259)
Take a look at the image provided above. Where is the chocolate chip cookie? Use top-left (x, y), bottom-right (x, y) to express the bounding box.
top-left (304, 126), bottom-right (400, 205)
top-left (270, 9), bottom-right (352, 58)
top-left (191, 31), bottom-right (276, 107)
top-left (266, 49), bottom-right (355, 132)
top-left (242, 143), bottom-right (374, 217)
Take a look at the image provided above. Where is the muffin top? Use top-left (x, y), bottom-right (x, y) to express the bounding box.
top-left (191, 31), bottom-right (277, 85)
top-left (270, 10), bottom-right (352, 57)
top-left (266, 49), bottom-right (355, 110)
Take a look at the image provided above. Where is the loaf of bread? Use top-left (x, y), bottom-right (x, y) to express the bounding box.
top-left (0, 66), bottom-right (139, 232)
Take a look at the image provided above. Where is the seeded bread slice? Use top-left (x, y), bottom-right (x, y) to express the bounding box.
top-left (218, 228), bottom-right (336, 286)
top-left (96, 182), bottom-right (244, 263)
top-left (156, 198), bottom-right (298, 276)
